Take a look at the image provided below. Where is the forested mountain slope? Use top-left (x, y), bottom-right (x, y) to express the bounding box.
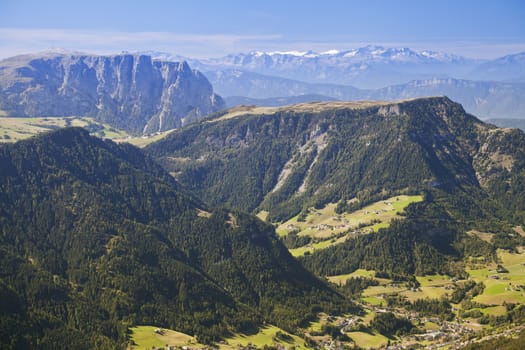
top-left (146, 97), bottom-right (522, 219)
top-left (146, 97), bottom-right (525, 276)
top-left (0, 128), bottom-right (347, 349)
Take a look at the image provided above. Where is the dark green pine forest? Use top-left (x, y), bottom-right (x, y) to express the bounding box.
top-left (1, 96), bottom-right (525, 349)
top-left (0, 128), bottom-right (351, 349)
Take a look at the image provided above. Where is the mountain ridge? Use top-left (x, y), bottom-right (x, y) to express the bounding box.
top-left (0, 127), bottom-right (348, 348)
top-left (153, 46), bottom-right (524, 89)
top-left (146, 96), bottom-right (478, 217)
top-left (206, 69), bottom-right (525, 120)
top-left (145, 96), bottom-right (525, 275)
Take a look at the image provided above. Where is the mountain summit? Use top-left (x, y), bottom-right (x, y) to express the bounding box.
top-left (145, 96), bottom-right (525, 275)
top-left (145, 97), bottom-right (483, 218)
top-left (181, 45), bottom-right (476, 88)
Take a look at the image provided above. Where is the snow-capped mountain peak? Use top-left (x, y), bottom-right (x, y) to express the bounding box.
top-left (223, 45), bottom-right (463, 63)
top-left (139, 46), bottom-right (525, 89)
top-left (186, 45), bottom-right (479, 89)
top-left (267, 50), bottom-right (316, 57)
top-left (321, 49), bottom-right (341, 55)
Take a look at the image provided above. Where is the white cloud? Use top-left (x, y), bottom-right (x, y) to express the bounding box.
top-left (0, 28), bottom-right (282, 58)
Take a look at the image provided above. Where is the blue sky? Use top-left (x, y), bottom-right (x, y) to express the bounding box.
top-left (0, 0), bottom-right (524, 58)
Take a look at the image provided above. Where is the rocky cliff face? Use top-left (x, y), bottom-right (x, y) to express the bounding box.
top-left (0, 53), bottom-right (225, 134)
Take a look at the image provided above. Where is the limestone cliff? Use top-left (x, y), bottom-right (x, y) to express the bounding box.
top-left (0, 52), bottom-right (225, 134)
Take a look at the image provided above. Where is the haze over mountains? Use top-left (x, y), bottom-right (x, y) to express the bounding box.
top-left (214, 73), bottom-right (525, 121)
top-left (185, 46), bottom-right (525, 87)
top-left (188, 46), bottom-right (477, 88)
top-left (146, 46), bottom-right (525, 121)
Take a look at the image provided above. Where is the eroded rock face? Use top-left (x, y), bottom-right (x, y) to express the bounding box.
top-left (0, 53), bottom-right (225, 134)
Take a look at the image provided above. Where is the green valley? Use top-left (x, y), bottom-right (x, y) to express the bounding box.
top-left (1, 97), bottom-right (525, 349)
top-left (143, 97), bottom-right (525, 349)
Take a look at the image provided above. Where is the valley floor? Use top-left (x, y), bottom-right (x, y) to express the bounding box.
top-left (129, 247), bottom-right (525, 350)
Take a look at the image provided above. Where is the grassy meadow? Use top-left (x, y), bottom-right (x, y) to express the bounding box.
top-left (0, 116), bottom-right (130, 142)
top-left (129, 326), bottom-right (202, 350)
top-left (279, 195), bottom-right (423, 256)
top-left (330, 249), bottom-right (525, 321)
top-left (468, 249), bottom-right (525, 306)
top-left (129, 325), bottom-right (307, 350)
top-left (221, 325), bottom-right (308, 350)
top-left (0, 116), bottom-right (174, 147)
top-left (346, 331), bottom-right (389, 349)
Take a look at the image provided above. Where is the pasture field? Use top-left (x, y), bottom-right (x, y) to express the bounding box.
top-left (480, 305), bottom-right (507, 316)
top-left (361, 309), bottom-right (377, 324)
top-left (467, 230), bottom-right (493, 243)
top-left (346, 331), bottom-right (389, 349)
top-left (361, 296), bottom-right (384, 306)
top-left (327, 269), bottom-right (377, 285)
top-left (256, 210), bottom-right (269, 221)
top-left (363, 284), bottom-right (447, 304)
top-left (129, 325), bottom-right (307, 350)
top-left (0, 116), bottom-right (174, 147)
top-left (221, 325), bottom-right (308, 350)
top-left (129, 326), bottom-right (201, 350)
top-left (0, 117), bottom-right (63, 141)
top-left (122, 129), bottom-right (175, 147)
top-left (281, 195), bottom-right (423, 256)
top-left (424, 321), bottom-right (440, 331)
top-left (0, 116), bottom-right (129, 142)
top-left (417, 275), bottom-right (452, 288)
top-left (469, 249), bottom-right (525, 305)
top-left (337, 250), bottom-right (524, 309)
top-left (306, 318), bottom-right (325, 333)
top-left (304, 311), bottom-right (389, 350)
top-left (327, 271), bottom-right (453, 303)
top-left (289, 236), bottom-right (346, 257)
top-left (401, 286), bottom-right (449, 301)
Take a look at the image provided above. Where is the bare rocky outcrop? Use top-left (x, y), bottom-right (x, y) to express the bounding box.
top-left (0, 52), bottom-right (225, 134)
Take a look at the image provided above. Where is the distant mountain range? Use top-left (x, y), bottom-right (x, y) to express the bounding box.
top-left (468, 52), bottom-right (525, 83)
top-left (149, 46), bottom-right (525, 88)
top-left (486, 118), bottom-right (525, 131)
top-left (214, 70), bottom-right (525, 120)
top-left (224, 94), bottom-right (338, 108)
top-left (0, 53), bottom-right (224, 134)
top-left (174, 46), bottom-right (478, 88)
top-left (368, 78), bottom-right (525, 119)
top-left (145, 46), bottom-right (525, 120)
